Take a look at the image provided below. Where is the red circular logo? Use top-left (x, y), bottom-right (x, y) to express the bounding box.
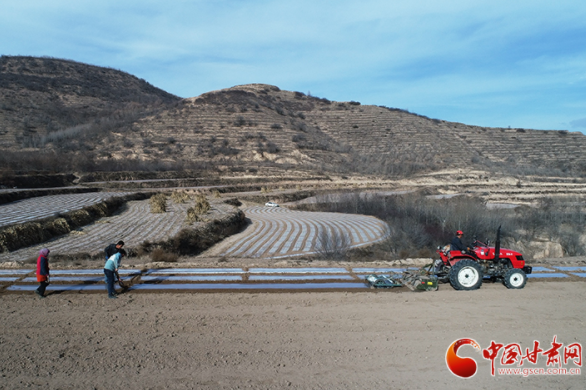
top-left (446, 338), bottom-right (481, 378)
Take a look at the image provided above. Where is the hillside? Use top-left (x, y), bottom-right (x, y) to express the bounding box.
top-left (124, 84), bottom-right (586, 177)
top-left (0, 56), bottom-right (179, 151)
top-left (1, 57), bottom-right (586, 178)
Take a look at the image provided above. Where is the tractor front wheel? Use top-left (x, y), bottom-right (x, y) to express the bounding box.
top-left (449, 259), bottom-right (484, 290)
top-left (503, 268), bottom-right (527, 289)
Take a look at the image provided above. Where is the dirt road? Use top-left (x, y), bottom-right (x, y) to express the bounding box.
top-left (1, 280), bottom-right (584, 389)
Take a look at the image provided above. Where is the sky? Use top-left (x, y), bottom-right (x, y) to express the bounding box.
top-left (2, 0), bottom-right (586, 132)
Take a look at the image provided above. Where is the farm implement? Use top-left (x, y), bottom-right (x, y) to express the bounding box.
top-left (365, 270), bottom-right (438, 291)
top-left (366, 226), bottom-right (532, 291)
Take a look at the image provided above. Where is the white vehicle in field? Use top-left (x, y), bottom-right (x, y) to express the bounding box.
top-left (265, 201), bottom-right (279, 207)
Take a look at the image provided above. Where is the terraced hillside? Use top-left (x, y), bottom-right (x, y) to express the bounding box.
top-left (306, 101), bottom-right (586, 173)
top-left (126, 84), bottom-right (586, 176)
top-left (1, 57), bottom-right (585, 177)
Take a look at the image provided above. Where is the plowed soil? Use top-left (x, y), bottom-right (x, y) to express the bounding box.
top-left (1, 280), bottom-right (584, 389)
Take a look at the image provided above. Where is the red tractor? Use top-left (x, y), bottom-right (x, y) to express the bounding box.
top-left (433, 227), bottom-right (532, 290)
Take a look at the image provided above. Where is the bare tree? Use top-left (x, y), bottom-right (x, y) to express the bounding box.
top-left (314, 228), bottom-right (351, 260)
top-left (560, 231), bottom-right (586, 256)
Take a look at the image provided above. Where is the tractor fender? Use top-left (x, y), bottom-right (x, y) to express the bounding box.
top-left (448, 255), bottom-right (477, 267)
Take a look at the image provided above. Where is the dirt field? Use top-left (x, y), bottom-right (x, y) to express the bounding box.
top-left (1, 278), bottom-right (584, 389)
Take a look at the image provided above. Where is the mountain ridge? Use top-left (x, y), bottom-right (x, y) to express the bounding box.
top-left (1, 56), bottom-right (585, 178)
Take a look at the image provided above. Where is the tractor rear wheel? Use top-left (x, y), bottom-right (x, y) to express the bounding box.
top-left (449, 259), bottom-right (483, 290)
top-left (503, 268), bottom-right (527, 289)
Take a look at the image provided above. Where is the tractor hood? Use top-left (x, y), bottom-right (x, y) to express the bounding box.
top-left (473, 246), bottom-right (525, 269)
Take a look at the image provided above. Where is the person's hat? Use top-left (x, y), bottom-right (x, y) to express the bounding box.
top-left (456, 230), bottom-right (464, 235)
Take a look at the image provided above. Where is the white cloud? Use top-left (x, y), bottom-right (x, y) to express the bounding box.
top-left (570, 118), bottom-right (586, 129)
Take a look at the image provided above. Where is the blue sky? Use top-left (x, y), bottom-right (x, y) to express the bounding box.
top-left (2, 0), bottom-right (586, 132)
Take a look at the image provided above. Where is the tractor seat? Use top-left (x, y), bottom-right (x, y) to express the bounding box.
top-left (440, 244), bottom-right (451, 256)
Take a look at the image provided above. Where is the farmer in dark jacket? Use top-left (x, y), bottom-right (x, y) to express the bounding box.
top-left (36, 248), bottom-right (50, 298)
top-left (104, 241), bottom-right (125, 260)
top-left (450, 230), bottom-right (468, 252)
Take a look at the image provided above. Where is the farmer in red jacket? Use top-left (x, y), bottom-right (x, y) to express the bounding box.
top-left (36, 248), bottom-right (50, 298)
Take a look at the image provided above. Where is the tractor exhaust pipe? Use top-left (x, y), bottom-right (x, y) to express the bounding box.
top-left (494, 225), bottom-right (501, 263)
